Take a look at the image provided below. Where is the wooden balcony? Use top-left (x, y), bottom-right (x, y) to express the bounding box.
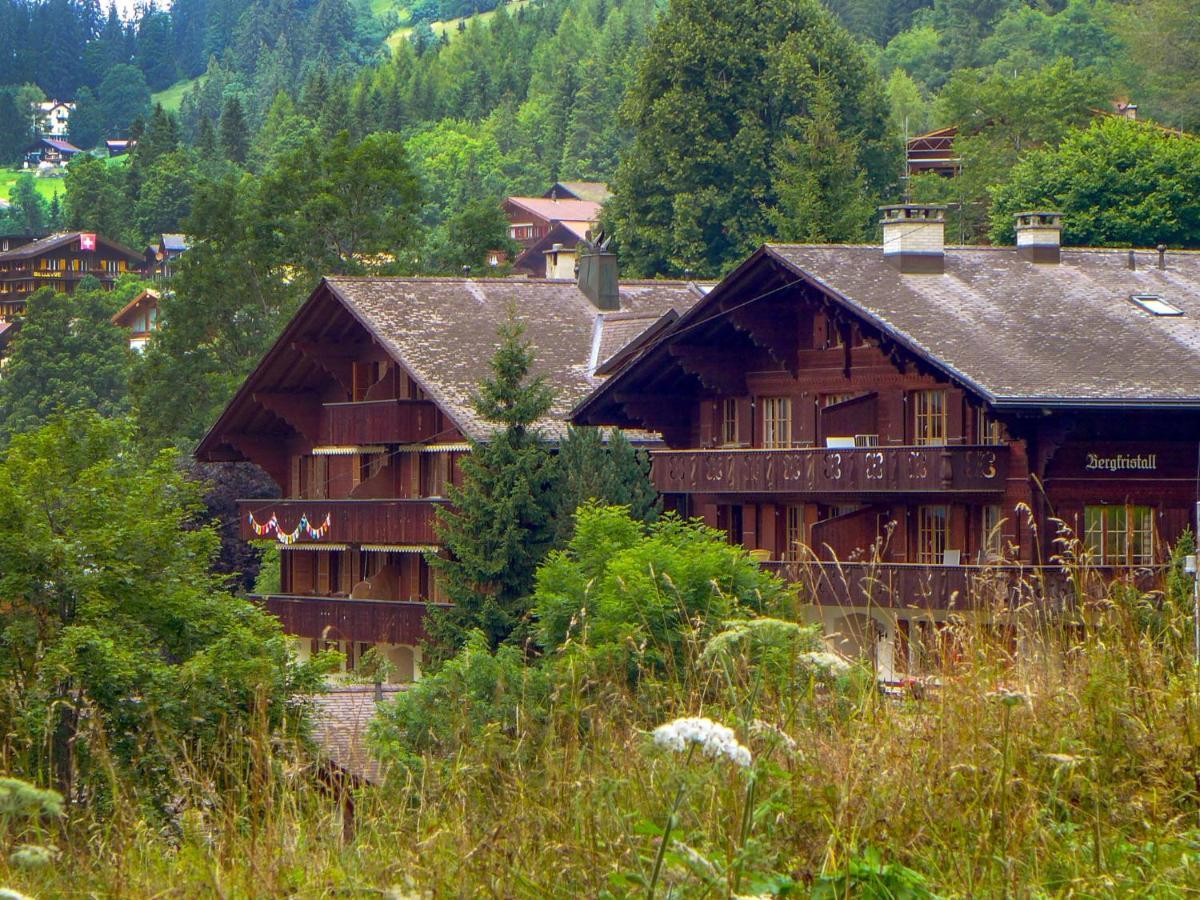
top-left (321, 399), bottom-right (440, 445)
top-left (258, 594), bottom-right (448, 645)
top-left (238, 498), bottom-right (446, 545)
top-left (653, 445), bottom-right (1008, 495)
top-left (759, 560), bottom-right (1164, 609)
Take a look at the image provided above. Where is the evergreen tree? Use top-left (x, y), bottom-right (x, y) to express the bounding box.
top-left (606, 0), bottom-right (891, 276)
top-left (0, 90), bottom-right (28, 164)
top-left (68, 86), bottom-right (104, 149)
top-left (218, 96), bottom-right (249, 164)
top-left (551, 426), bottom-right (660, 546)
top-left (9, 174), bottom-right (48, 236)
top-left (0, 279), bottom-right (130, 442)
top-left (425, 314), bottom-right (557, 662)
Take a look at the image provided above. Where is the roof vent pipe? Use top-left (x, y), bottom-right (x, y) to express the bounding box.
top-left (1157, 244), bottom-right (1167, 270)
top-left (1014, 211), bottom-right (1063, 263)
top-left (1127, 250), bottom-right (1136, 271)
top-left (880, 204), bottom-right (945, 274)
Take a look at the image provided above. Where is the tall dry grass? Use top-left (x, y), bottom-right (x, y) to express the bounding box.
top-left (5, 573), bottom-right (1200, 897)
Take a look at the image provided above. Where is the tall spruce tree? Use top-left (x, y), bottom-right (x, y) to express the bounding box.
top-left (551, 426), bottom-right (660, 545)
top-left (218, 96), bottom-right (249, 165)
top-left (425, 313), bottom-right (557, 662)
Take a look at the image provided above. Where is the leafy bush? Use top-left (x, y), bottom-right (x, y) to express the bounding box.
top-left (370, 630), bottom-right (550, 770)
top-left (533, 504), bottom-right (794, 677)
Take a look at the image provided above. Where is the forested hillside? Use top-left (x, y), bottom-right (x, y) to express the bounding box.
top-left (0, 0), bottom-right (1198, 448)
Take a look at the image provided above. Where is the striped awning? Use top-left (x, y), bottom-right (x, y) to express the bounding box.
top-left (360, 544), bottom-right (440, 553)
top-left (275, 543), bottom-right (350, 552)
top-left (396, 443), bottom-right (471, 453)
top-left (311, 445), bottom-right (387, 456)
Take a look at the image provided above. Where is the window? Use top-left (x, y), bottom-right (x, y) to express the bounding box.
top-left (1085, 505), bottom-right (1154, 565)
top-left (721, 398), bottom-right (739, 446)
top-left (974, 406), bottom-right (1003, 445)
top-left (1130, 294), bottom-right (1183, 316)
top-left (760, 396), bottom-right (792, 448)
top-left (915, 505), bottom-right (948, 564)
top-left (783, 505), bottom-right (805, 561)
top-left (980, 505), bottom-right (1003, 561)
top-left (912, 390), bottom-right (947, 446)
top-left (420, 452), bottom-right (452, 497)
top-left (822, 393), bottom-right (854, 407)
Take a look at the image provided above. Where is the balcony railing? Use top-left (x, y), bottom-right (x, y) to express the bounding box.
top-left (653, 444), bottom-right (1008, 495)
top-left (257, 594), bottom-right (449, 645)
top-left (759, 560), bottom-right (1165, 609)
top-left (321, 399), bottom-right (440, 445)
top-left (238, 498), bottom-right (446, 545)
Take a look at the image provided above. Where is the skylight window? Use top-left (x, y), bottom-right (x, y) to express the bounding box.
top-left (1130, 294), bottom-right (1183, 316)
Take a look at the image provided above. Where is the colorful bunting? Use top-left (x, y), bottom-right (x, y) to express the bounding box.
top-left (247, 511), bottom-right (332, 544)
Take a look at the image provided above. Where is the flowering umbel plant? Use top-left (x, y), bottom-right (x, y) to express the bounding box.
top-left (652, 717), bottom-right (753, 768)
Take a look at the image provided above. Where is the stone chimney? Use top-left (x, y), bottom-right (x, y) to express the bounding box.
top-left (1014, 211), bottom-right (1063, 263)
top-left (880, 205), bottom-right (945, 274)
top-left (577, 229), bottom-right (619, 310)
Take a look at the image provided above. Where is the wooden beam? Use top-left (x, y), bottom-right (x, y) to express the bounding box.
top-left (727, 298), bottom-right (801, 376)
top-left (222, 433), bottom-right (290, 491)
top-left (253, 391), bottom-right (322, 444)
top-left (667, 344), bottom-right (748, 394)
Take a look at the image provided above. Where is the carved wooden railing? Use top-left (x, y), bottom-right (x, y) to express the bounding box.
top-left (652, 445), bottom-right (1008, 494)
top-left (759, 560), bottom-right (1165, 609)
top-left (238, 498), bottom-right (447, 545)
top-left (255, 594), bottom-right (450, 645)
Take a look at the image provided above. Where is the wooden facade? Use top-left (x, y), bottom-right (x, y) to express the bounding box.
top-left (0, 232), bottom-right (147, 318)
top-left (574, 222), bottom-right (1200, 677)
top-left (197, 269), bottom-right (705, 680)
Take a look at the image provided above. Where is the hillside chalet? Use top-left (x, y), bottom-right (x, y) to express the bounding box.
top-left (23, 137), bottom-right (81, 168)
top-left (111, 288), bottom-right (159, 351)
top-left (573, 206), bottom-right (1200, 679)
top-left (504, 184), bottom-right (609, 275)
top-left (0, 232), bottom-right (147, 318)
top-left (195, 248), bottom-right (708, 679)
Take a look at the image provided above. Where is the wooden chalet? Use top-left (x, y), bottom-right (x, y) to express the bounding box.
top-left (152, 233), bottom-right (190, 278)
top-left (195, 251), bottom-right (707, 679)
top-left (573, 206), bottom-right (1200, 678)
top-left (111, 288), bottom-right (159, 351)
top-left (906, 127), bottom-right (959, 178)
top-left (23, 137), bottom-right (81, 168)
top-left (0, 232), bottom-right (147, 319)
top-left (503, 195), bottom-right (603, 256)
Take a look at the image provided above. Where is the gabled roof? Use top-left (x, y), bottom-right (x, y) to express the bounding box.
top-left (576, 243), bottom-right (1200, 419)
top-left (543, 181), bottom-right (612, 203)
top-left (0, 231), bottom-right (144, 263)
top-left (504, 197), bottom-right (602, 224)
top-left (513, 220), bottom-right (592, 273)
top-left (111, 289), bottom-right (159, 327)
top-left (160, 233), bottom-right (189, 252)
top-left (197, 274), bottom-right (709, 460)
top-left (308, 685), bottom-right (404, 784)
top-left (29, 137), bottom-right (81, 154)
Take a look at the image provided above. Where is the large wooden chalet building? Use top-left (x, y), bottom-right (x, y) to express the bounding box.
top-left (0, 232), bottom-right (147, 319)
top-left (195, 252), bottom-right (707, 679)
top-left (572, 206), bottom-right (1200, 677)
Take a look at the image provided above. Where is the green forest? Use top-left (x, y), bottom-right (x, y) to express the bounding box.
top-left (2, 0), bottom-right (1200, 894)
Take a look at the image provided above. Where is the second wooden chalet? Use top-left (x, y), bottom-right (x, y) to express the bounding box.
top-left (0, 232), bottom-right (147, 318)
top-left (573, 206), bottom-right (1200, 679)
top-left (195, 249), bottom-right (707, 680)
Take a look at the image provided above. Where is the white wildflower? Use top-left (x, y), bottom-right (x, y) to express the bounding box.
top-left (749, 718), bottom-right (799, 754)
top-left (798, 650), bottom-right (852, 675)
top-left (652, 716), bottom-right (753, 768)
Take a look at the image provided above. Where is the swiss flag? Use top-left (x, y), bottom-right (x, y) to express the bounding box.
top-left (79, 233), bottom-right (97, 251)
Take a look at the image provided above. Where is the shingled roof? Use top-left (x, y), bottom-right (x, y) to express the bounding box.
top-left (765, 244), bottom-right (1200, 406)
top-left (0, 231), bottom-right (143, 262)
top-left (326, 277), bottom-right (707, 438)
top-left (196, 274), bottom-right (710, 462)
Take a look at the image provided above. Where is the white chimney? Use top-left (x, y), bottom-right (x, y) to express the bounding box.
top-left (880, 205), bottom-right (945, 274)
top-left (1014, 211), bottom-right (1063, 264)
top-left (544, 242), bottom-right (577, 279)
